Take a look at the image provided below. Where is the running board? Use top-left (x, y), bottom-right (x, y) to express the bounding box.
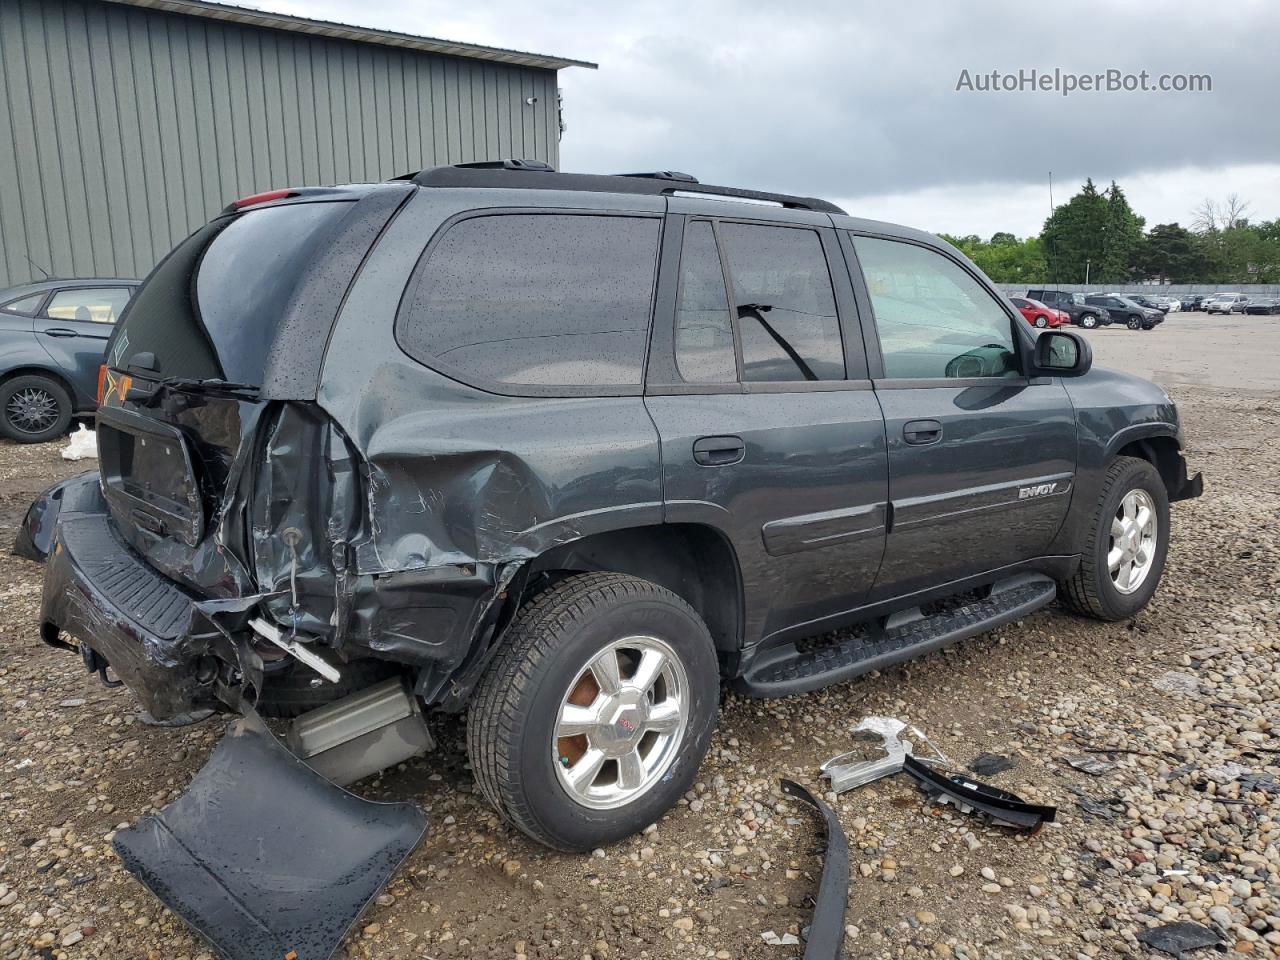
top-left (739, 574), bottom-right (1056, 698)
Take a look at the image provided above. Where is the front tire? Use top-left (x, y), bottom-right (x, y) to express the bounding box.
top-left (1126, 315), bottom-right (1143, 330)
top-left (1079, 313), bottom-right (1099, 329)
top-left (467, 572), bottom-right (719, 852)
top-left (0, 374), bottom-right (73, 444)
top-left (1060, 456), bottom-right (1170, 621)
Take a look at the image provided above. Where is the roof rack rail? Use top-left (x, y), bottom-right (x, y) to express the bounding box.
top-left (616, 171), bottom-right (700, 183)
top-left (406, 162), bottom-right (845, 214)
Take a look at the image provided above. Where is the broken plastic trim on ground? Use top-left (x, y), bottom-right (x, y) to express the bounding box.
top-left (820, 716), bottom-right (1057, 832)
top-left (112, 709), bottom-right (427, 960)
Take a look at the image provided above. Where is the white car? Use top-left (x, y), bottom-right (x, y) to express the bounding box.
top-left (1204, 294), bottom-right (1249, 314)
top-left (1152, 296), bottom-right (1181, 312)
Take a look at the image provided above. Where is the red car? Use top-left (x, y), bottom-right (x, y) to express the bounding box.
top-left (1010, 296), bottom-right (1070, 328)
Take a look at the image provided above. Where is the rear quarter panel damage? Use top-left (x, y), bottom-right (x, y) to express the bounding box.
top-left (307, 190), bottom-right (665, 698)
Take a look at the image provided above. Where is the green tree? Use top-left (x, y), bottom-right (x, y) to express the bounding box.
top-left (1133, 223), bottom-right (1209, 283)
top-left (1098, 181), bottom-right (1145, 282)
top-left (1040, 178), bottom-right (1108, 283)
top-left (939, 233), bottom-right (1048, 283)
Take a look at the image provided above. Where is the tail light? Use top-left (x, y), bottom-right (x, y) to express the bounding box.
top-left (232, 188), bottom-right (295, 209)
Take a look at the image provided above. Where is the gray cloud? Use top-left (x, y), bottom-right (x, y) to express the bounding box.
top-left (274, 0), bottom-right (1280, 231)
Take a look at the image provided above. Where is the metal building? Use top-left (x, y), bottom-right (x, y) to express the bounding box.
top-left (0, 0), bottom-right (595, 287)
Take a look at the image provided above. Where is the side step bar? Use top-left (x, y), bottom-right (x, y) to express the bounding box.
top-left (739, 573), bottom-right (1057, 698)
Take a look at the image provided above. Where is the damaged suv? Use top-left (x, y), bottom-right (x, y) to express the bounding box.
top-left (26, 163), bottom-right (1201, 852)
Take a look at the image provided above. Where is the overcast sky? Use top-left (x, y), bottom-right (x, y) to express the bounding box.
top-left (268, 0), bottom-right (1279, 238)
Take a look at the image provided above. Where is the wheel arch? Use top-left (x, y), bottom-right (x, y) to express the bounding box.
top-left (1113, 433), bottom-right (1191, 501)
top-left (523, 522), bottom-right (745, 654)
top-left (0, 363), bottom-right (78, 397)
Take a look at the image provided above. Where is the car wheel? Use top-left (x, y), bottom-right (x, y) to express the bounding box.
top-left (1126, 315), bottom-right (1142, 330)
top-left (467, 572), bottom-right (719, 852)
top-left (1080, 313), bottom-right (1098, 329)
top-left (0, 374), bottom-right (73, 444)
top-left (1059, 456), bottom-right (1170, 621)
top-left (1034, 315), bottom-right (1049, 328)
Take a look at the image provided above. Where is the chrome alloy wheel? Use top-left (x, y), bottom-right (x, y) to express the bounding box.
top-left (1109, 488), bottom-right (1158, 594)
top-left (553, 636), bottom-right (689, 810)
top-left (5, 386), bottom-right (58, 435)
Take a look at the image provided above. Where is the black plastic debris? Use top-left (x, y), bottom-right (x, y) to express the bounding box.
top-left (969, 752), bottom-right (1016, 777)
top-left (1066, 754), bottom-right (1117, 775)
top-left (1066, 785), bottom-right (1122, 820)
top-left (1134, 921), bottom-right (1221, 958)
top-left (780, 780), bottom-right (848, 960)
top-left (904, 756), bottom-right (1056, 831)
top-left (113, 711), bottom-right (427, 960)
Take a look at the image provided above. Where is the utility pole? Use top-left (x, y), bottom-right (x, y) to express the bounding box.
top-left (1085, 260), bottom-right (1091, 286)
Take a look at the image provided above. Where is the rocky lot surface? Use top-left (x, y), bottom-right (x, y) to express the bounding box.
top-left (1, 324), bottom-right (1277, 959)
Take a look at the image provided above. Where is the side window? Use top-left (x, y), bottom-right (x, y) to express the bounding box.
top-left (674, 221), bottom-right (736, 383)
top-left (399, 214), bottom-right (661, 390)
top-left (851, 236), bottom-right (1018, 380)
top-left (45, 287), bottom-right (132, 323)
top-left (719, 223), bottom-right (843, 382)
top-left (1, 292), bottom-right (45, 316)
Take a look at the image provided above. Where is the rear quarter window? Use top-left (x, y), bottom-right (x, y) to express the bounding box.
top-left (396, 213), bottom-right (661, 394)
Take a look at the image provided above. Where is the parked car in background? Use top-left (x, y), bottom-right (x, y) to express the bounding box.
top-left (1149, 295), bottom-right (1180, 312)
top-left (0, 278), bottom-right (140, 442)
top-left (1024, 289), bottom-right (1112, 328)
top-left (1204, 293), bottom-right (1250, 314)
top-left (1085, 294), bottom-right (1161, 329)
top-left (1244, 298), bottom-right (1280, 315)
top-left (1181, 295), bottom-right (1206, 311)
top-left (1124, 293), bottom-right (1169, 315)
top-left (1009, 296), bottom-right (1070, 328)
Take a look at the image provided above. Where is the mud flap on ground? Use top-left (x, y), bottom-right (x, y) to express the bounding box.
top-left (112, 710), bottom-right (427, 960)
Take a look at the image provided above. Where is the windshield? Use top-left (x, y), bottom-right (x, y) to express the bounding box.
top-left (108, 202), bottom-right (353, 384)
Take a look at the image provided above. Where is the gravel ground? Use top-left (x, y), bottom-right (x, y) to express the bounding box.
top-left (1, 323), bottom-right (1277, 959)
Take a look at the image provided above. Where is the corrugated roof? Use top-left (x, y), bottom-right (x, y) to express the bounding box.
top-left (100, 0), bottom-right (598, 70)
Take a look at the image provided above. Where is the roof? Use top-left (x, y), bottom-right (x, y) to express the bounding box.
top-left (408, 163), bottom-right (847, 214)
top-left (99, 0), bottom-right (598, 71)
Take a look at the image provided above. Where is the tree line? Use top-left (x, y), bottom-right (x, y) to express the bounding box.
top-left (940, 179), bottom-right (1280, 285)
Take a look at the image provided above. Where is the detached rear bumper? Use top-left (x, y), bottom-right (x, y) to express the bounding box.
top-left (39, 474), bottom-right (242, 720)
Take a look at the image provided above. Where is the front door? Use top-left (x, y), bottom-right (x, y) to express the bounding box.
top-left (34, 286), bottom-right (132, 406)
top-left (645, 208), bottom-right (888, 648)
top-left (844, 233), bottom-right (1077, 599)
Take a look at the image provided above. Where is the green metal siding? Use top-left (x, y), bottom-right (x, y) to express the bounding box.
top-left (0, 0), bottom-right (560, 286)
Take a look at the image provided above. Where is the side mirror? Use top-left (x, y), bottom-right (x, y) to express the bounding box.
top-left (1033, 330), bottom-right (1092, 376)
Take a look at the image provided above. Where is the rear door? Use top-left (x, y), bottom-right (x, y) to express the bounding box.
top-left (35, 286), bottom-right (132, 406)
top-left (645, 204), bottom-right (888, 648)
top-left (843, 232), bottom-right (1076, 599)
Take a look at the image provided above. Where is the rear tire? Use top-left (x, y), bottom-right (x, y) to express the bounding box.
top-left (0, 374), bottom-right (72, 444)
top-left (467, 572), bottom-right (719, 852)
top-left (1059, 456), bottom-right (1170, 621)
top-left (1034, 315), bottom-right (1049, 328)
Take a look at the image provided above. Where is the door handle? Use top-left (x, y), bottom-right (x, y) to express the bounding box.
top-left (42, 328), bottom-right (78, 338)
top-left (902, 419), bottom-right (943, 445)
top-left (693, 435), bottom-right (745, 466)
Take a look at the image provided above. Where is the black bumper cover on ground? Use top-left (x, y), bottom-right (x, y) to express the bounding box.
top-left (114, 710), bottom-right (427, 960)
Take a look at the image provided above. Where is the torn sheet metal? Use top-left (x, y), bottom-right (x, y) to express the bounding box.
top-left (904, 756), bottom-right (1057, 831)
top-left (780, 779), bottom-right (848, 960)
top-left (821, 716), bottom-right (948, 793)
top-left (113, 710), bottom-right (426, 960)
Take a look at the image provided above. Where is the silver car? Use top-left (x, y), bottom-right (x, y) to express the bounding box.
top-left (1204, 293), bottom-right (1249, 314)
